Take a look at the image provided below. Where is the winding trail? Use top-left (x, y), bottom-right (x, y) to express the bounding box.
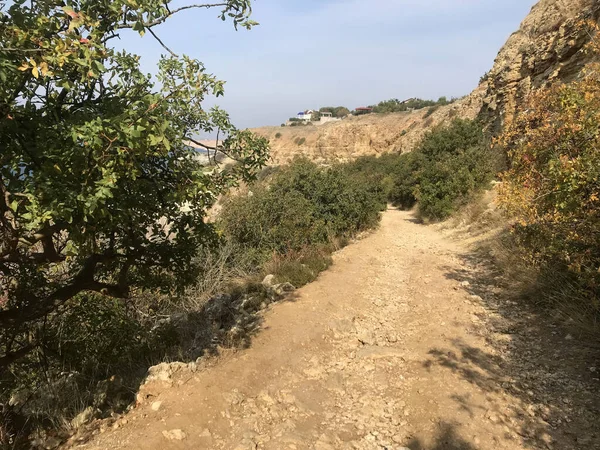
top-left (80, 209), bottom-right (600, 450)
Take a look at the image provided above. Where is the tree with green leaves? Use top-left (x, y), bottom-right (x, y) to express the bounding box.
top-left (319, 106), bottom-right (350, 118)
top-left (0, 0), bottom-right (269, 369)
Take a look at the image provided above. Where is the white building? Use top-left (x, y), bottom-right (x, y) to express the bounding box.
top-left (297, 110), bottom-right (314, 121)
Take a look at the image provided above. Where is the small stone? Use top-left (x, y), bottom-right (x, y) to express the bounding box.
top-left (565, 334), bottom-right (573, 340)
top-left (357, 330), bottom-right (376, 346)
top-left (262, 274), bottom-right (276, 287)
top-left (151, 401), bottom-right (162, 411)
top-left (162, 429), bottom-right (187, 440)
top-left (41, 436), bottom-right (62, 449)
top-left (200, 428), bottom-right (212, 438)
top-left (460, 281), bottom-right (470, 287)
top-left (392, 435), bottom-right (405, 444)
top-left (273, 282), bottom-right (296, 296)
top-left (71, 406), bottom-right (95, 429)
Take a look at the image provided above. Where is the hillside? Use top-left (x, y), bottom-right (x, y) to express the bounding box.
top-left (253, 86), bottom-right (485, 165)
top-left (256, 0), bottom-right (600, 164)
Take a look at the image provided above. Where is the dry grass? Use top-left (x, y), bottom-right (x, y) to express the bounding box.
top-left (177, 242), bottom-right (260, 313)
top-left (488, 232), bottom-right (600, 340)
top-left (264, 246), bottom-right (333, 288)
top-left (449, 189), bottom-right (600, 341)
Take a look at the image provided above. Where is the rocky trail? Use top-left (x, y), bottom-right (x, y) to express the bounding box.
top-left (78, 209), bottom-right (600, 450)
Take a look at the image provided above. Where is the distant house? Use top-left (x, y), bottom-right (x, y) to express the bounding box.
top-left (320, 111), bottom-right (333, 118)
top-left (297, 110), bottom-right (314, 121)
top-left (354, 107), bottom-right (373, 115)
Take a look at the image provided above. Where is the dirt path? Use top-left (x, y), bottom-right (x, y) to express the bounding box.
top-left (79, 209), bottom-right (600, 450)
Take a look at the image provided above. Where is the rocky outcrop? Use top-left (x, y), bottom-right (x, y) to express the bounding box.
top-left (480, 0), bottom-right (600, 131)
top-left (256, 0), bottom-right (600, 164)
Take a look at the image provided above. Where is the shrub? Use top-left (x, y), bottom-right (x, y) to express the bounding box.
top-left (371, 97), bottom-right (454, 114)
top-left (498, 48), bottom-right (600, 316)
top-left (424, 105), bottom-right (439, 118)
top-left (319, 106), bottom-right (350, 118)
top-left (388, 119), bottom-right (494, 220)
top-left (265, 246), bottom-right (333, 288)
top-left (341, 153), bottom-right (405, 209)
top-left (389, 151), bottom-right (423, 210)
top-left (219, 159), bottom-right (382, 254)
top-left (275, 132), bottom-right (282, 138)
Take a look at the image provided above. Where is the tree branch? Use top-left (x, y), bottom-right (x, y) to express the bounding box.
top-left (0, 345), bottom-right (35, 369)
top-left (147, 27), bottom-right (178, 57)
top-left (186, 136), bottom-right (217, 150)
top-left (0, 252), bottom-right (125, 328)
top-left (117, 3), bottom-right (229, 29)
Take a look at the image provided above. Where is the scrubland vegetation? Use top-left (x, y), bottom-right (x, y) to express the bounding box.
top-left (2, 0), bottom-right (600, 444)
top-left (343, 119), bottom-right (495, 221)
top-left (495, 35), bottom-right (600, 333)
top-left (370, 96), bottom-right (455, 114)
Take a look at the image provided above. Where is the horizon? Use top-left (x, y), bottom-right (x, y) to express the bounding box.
top-left (117, 0), bottom-right (538, 135)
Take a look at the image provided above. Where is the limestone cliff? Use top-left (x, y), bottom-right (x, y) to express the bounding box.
top-left (480, 0), bottom-right (600, 131)
top-left (255, 0), bottom-right (600, 165)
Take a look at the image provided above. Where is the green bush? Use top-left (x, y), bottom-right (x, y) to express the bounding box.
top-left (341, 153), bottom-right (405, 209)
top-left (423, 105), bottom-right (439, 118)
top-left (371, 97), bottom-right (453, 114)
top-left (387, 119), bottom-right (493, 220)
top-left (389, 151), bottom-right (423, 210)
top-left (416, 120), bottom-right (493, 220)
top-left (319, 106), bottom-right (351, 118)
top-left (267, 246), bottom-right (334, 288)
top-left (275, 132), bottom-right (282, 138)
top-left (219, 159), bottom-right (382, 254)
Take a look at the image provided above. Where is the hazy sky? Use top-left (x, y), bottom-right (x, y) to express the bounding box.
top-left (119, 0), bottom-right (538, 132)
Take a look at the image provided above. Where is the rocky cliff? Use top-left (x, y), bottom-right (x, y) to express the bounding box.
top-left (480, 0), bottom-right (600, 131)
top-left (255, 0), bottom-right (600, 165)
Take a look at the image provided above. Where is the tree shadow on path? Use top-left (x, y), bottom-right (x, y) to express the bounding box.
top-left (406, 422), bottom-right (479, 450)
top-left (425, 241), bottom-right (600, 449)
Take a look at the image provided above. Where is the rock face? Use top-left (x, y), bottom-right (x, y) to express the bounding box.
top-left (480, 0), bottom-right (600, 131)
top-left (256, 0), bottom-right (600, 164)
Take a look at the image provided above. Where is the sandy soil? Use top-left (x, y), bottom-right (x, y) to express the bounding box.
top-left (76, 208), bottom-right (600, 450)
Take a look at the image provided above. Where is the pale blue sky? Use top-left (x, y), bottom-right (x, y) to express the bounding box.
top-left (119, 0), bottom-right (538, 132)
